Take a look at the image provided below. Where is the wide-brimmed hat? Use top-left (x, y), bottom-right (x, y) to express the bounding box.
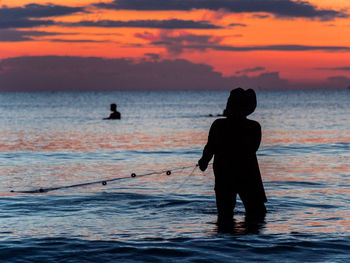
top-left (225, 88), bottom-right (257, 117)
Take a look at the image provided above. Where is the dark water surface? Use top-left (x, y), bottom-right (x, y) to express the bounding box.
top-left (0, 90), bottom-right (349, 262)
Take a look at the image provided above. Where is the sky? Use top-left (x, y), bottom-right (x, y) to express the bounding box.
top-left (1, 0), bottom-right (350, 90)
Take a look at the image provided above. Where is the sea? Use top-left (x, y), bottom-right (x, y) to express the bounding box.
top-left (0, 90), bottom-right (349, 262)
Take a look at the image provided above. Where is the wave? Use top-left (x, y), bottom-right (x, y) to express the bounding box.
top-left (1, 235), bottom-right (349, 263)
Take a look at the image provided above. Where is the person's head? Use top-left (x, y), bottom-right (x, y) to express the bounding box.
top-left (225, 88), bottom-right (256, 118)
top-left (110, 103), bottom-right (117, 112)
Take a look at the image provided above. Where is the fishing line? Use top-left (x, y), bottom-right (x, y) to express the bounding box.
top-left (10, 164), bottom-right (201, 194)
top-left (173, 165), bottom-right (198, 191)
top-left (171, 162), bottom-right (214, 192)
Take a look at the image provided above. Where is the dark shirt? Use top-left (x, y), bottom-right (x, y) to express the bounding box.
top-left (200, 116), bottom-right (267, 202)
top-left (108, 111), bottom-right (121, 119)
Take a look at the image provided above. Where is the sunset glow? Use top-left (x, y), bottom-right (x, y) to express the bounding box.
top-left (1, 0), bottom-right (350, 90)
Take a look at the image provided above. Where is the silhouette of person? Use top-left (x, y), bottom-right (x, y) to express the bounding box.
top-left (198, 88), bottom-right (267, 224)
top-left (104, 103), bottom-right (121, 120)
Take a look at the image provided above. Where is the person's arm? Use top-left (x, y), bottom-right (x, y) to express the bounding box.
top-left (198, 121), bottom-right (217, 171)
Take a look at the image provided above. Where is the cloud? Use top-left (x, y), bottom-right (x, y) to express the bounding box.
top-left (0, 3), bottom-right (84, 18)
top-left (212, 44), bottom-right (350, 52)
top-left (135, 30), bottom-right (222, 55)
top-left (49, 39), bottom-right (107, 43)
top-left (326, 76), bottom-right (350, 87)
top-left (144, 53), bottom-right (161, 61)
top-left (136, 31), bottom-right (350, 54)
top-left (201, 8), bottom-right (231, 21)
top-left (228, 23), bottom-right (247, 27)
top-left (252, 14), bottom-right (271, 19)
top-left (2, 55), bottom-right (348, 90)
top-left (0, 19), bottom-right (54, 29)
top-left (0, 4), bottom-right (84, 29)
top-left (286, 75), bottom-right (350, 89)
top-left (230, 72), bottom-right (350, 89)
top-left (315, 66), bottom-right (350, 71)
top-left (236, 66), bottom-right (266, 74)
top-left (96, 0), bottom-right (348, 20)
top-left (0, 56), bottom-right (289, 91)
top-left (229, 72), bottom-right (289, 89)
top-left (0, 29), bottom-right (64, 42)
top-left (62, 19), bottom-right (221, 29)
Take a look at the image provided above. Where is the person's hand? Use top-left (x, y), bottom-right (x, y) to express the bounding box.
top-left (198, 158), bottom-right (208, 172)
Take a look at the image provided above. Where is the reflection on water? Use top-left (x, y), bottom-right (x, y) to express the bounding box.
top-left (0, 90), bottom-right (349, 261)
top-left (215, 216), bottom-right (266, 235)
top-left (0, 130), bottom-right (207, 152)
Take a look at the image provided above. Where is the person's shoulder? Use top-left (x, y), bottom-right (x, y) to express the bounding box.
top-left (213, 117), bottom-right (227, 124)
top-left (246, 118), bottom-right (261, 129)
top-left (109, 112), bottom-right (121, 119)
top-left (211, 118), bottom-right (227, 127)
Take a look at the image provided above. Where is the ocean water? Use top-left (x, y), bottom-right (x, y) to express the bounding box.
top-left (0, 90), bottom-right (349, 262)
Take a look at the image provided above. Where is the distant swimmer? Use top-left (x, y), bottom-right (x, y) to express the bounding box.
top-left (104, 103), bottom-right (121, 120)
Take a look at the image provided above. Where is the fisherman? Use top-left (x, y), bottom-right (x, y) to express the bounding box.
top-left (198, 88), bottom-right (267, 223)
top-left (104, 103), bottom-right (121, 120)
